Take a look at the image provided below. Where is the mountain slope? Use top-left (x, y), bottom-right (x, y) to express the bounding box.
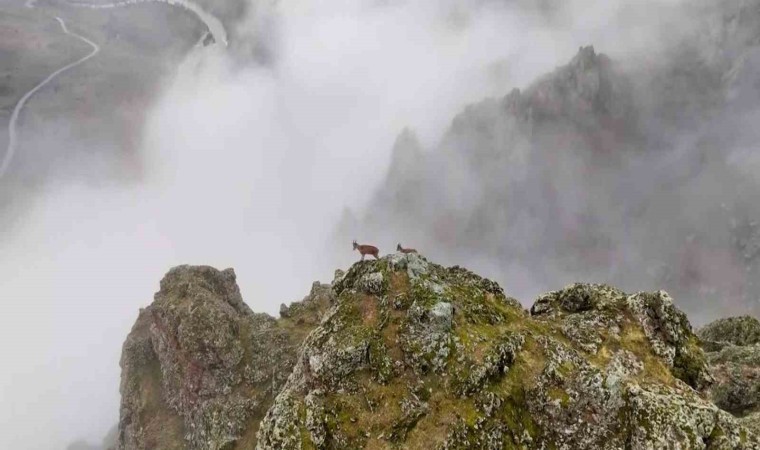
top-left (339, 0), bottom-right (760, 322)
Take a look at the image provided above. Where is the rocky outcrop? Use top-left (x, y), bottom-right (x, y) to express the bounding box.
top-left (118, 257), bottom-right (760, 449)
top-left (531, 283), bottom-right (713, 390)
top-left (699, 316), bottom-right (760, 350)
top-left (698, 316), bottom-right (760, 420)
top-left (706, 344), bottom-right (760, 416)
top-left (254, 254), bottom-right (756, 449)
top-left (118, 265), bottom-right (331, 450)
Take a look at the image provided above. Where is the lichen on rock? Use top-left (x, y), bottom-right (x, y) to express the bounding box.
top-left (698, 316), bottom-right (760, 350)
top-left (254, 256), bottom-right (758, 449)
top-left (118, 258), bottom-right (760, 450)
top-left (699, 316), bottom-right (760, 423)
top-left (118, 265), bottom-right (331, 450)
top-left (531, 283), bottom-right (712, 391)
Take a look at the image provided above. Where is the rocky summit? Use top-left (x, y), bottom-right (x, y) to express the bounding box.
top-left (118, 255), bottom-right (760, 449)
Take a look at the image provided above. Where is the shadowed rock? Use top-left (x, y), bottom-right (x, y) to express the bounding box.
top-left (699, 316), bottom-right (760, 419)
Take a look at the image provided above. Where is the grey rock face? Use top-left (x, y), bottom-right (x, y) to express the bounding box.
top-left (698, 316), bottom-right (760, 349)
top-left (118, 265), bottom-right (331, 450)
top-left (700, 316), bottom-right (760, 418)
top-left (709, 345), bottom-right (760, 415)
top-left (531, 283), bottom-right (713, 390)
top-left (118, 260), bottom-right (760, 449)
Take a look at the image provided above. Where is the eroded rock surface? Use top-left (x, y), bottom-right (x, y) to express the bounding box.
top-left (118, 258), bottom-right (760, 449)
top-left (531, 283), bottom-right (713, 390)
top-left (255, 255), bottom-right (757, 449)
top-left (699, 316), bottom-right (760, 350)
top-left (118, 265), bottom-right (331, 450)
top-left (699, 316), bottom-right (760, 420)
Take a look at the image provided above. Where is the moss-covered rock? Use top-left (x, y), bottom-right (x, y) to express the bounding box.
top-left (120, 259), bottom-right (760, 450)
top-left (531, 283), bottom-right (713, 391)
top-left (741, 412), bottom-right (760, 436)
top-left (118, 265), bottom-right (331, 450)
top-left (698, 316), bottom-right (760, 350)
top-left (255, 257), bottom-right (758, 449)
top-left (699, 316), bottom-right (760, 420)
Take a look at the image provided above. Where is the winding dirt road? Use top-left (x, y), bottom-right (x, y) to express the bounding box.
top-left (0, 17), bottom-right (100, 180)
top-left (64, 0), bottom-right (228, 46)
top-left (1, 0), bottom-right (227, 180)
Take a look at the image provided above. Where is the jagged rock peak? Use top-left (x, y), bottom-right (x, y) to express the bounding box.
top-left (523, 45), bottom-right (632, 122)
top-left (118, 265), bottom-right (331, 450)
top-left (569, 45), bottom-right (603, 70)
top-left (156, 264), bottom-right (252, 314)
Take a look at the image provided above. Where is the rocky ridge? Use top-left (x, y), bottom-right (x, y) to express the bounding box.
top-left (119, 255), bottom-right (760, 449)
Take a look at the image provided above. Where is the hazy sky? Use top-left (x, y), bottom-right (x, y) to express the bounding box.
top-left (0, 0), bottom-right (747, 448)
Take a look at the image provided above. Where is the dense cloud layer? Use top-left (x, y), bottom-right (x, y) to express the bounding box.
top-left (0, 0), bottom-right (759, 448)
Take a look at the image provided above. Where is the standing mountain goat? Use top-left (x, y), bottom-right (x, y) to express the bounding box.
top-left (397, 243), bottom-right (418, 254)
top-left (353, 240), bottom-right (380, 261)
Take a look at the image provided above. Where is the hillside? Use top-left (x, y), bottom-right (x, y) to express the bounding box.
top-left (117, 254), bottom-right (760, 449)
